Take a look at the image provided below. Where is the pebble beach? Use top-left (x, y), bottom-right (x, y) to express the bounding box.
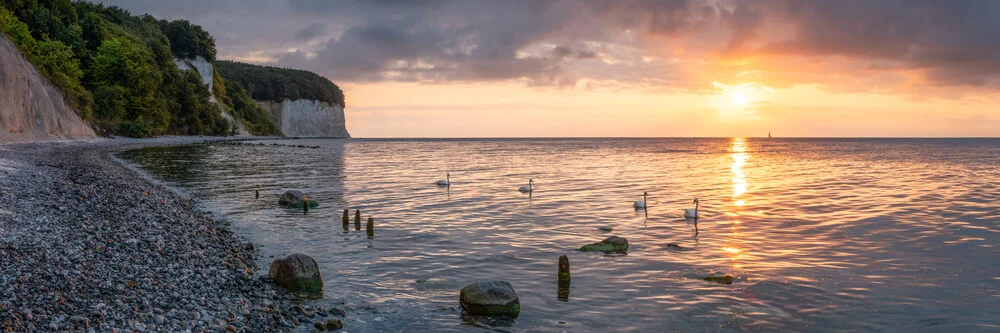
top-left (0, 138), bottom-right (335, 332)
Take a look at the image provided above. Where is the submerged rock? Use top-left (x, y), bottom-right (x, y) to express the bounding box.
top-left (459, 281), bottom-right (521, 316)
top-left (326, 318), bottom-right (344, 330)
top-left (268, 253), bottom-right (324, 291)
top-left (703, 275), bottom-right (734, 284)
top-left (278, 190), bottom-right (319, 208)
top-left (666, 243), bottom-right (691, 251)
top-left (314, 321), bottom-right (326, 331)
top-left (578, 236), bottom-right (629, 253)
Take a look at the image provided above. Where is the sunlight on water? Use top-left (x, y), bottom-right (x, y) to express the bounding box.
top-left (120, 138), bottom-right (1000, 332)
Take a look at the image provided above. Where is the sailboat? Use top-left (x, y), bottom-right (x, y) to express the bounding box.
top-left (768, 131), bottom-right (772, 139)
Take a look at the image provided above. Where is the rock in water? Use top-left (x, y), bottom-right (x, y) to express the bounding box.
top-left (326, 318), bottom-right (344, 330)
top-left (459, 281), bottom-right (521, 316)
top-left (578, 236), bottom-right (629, 253)
top-left (314, 321), bottom-right (326, 331)
top-left (278, 190), bottom-right (319, 208)
top-left (268, 253), bottom-right (324, 291)
top-left (703, 275), bottom-right (734, 284)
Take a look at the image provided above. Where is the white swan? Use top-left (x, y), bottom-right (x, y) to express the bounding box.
top-left (436, 173), bottom-right (450, 186)
top-left (518, 179), bottom-right (534, 193)
top-left (633, 191), bottom-right (648, 209)
top-left (684, 198), bottom-right (700, 218)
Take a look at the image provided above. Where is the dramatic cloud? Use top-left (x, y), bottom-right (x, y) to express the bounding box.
top-left (99, 0), bottom-right (1000, 93)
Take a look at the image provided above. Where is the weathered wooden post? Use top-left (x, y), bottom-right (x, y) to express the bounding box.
top-left (302, 195), bottom-right (309, 213)
top-left (558, 255), bottom-right (571, 300)
top-left (342, 209), bottom-right (349, 231)
top-left (255, 190), bottom-right (259, 199)
top-left (366, 217), bottom-right (374, 239)
top-left (354, 209), bottom-right (361, 230)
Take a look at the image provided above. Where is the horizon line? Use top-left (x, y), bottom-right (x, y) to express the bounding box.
top-left (342, 136), bottom-right (1000, 140)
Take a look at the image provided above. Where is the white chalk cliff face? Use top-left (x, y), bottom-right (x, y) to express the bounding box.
top-left (173, 56), bottom-right (216, 103)
top-left (174, 56), bottom-right (249, 135)
top-left (258, 100), bottom-right (350, 138)
top-left (0, 35), bottom-right (95, 143)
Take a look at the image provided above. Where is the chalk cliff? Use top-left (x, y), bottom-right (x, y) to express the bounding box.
top-left (174, 56), bottom-right (250, 135)
top-left (0, 35), bottom-right (95, 143)
top-left (215, 60), bottom-right (349, 138)
top-left (257, 99), bottom-right (350, 138)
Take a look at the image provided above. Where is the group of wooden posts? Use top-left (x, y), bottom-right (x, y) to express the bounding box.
top-left (256, 190), bottom-right (375, 239)
top-left (343, 209), bottom-right (375, 239)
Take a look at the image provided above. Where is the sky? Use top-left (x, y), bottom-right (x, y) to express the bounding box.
top-left (99, 0), bottom-right (1000, 137)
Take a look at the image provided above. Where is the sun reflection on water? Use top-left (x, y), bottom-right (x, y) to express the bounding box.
top-left (726, 138), bottom-right (749, 271)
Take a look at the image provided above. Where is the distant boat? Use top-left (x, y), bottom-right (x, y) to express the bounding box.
top-left (768, 131), bottom-right (772, 139)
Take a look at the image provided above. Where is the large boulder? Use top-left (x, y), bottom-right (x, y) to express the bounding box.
top-left (268, 253), bottom-right (323, 291)
top-left (578, 236), bottom-right (629, 253)
top-left (278, 190), bottom-right (319, 208)
top-left (459, 281), bottom-right (520, 316)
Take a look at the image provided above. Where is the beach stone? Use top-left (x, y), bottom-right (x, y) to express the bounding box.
top-left (326, 318), bottom-right (344, 330)
top-left (578, 236), bottom-right (629, 253)
top-left (268, 254), bottom-right (324, 291)
top-left (226, 325), bottom-right (237, 332)
top-left (459, 280), bottom-right (521, 316)
top-left (278, 191), bottom-right (319, 209)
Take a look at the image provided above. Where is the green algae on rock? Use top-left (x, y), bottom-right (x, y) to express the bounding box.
top-left (268, 253), bottom-right (324, 291)
top-left (578, 236), bottom-right (629, 253)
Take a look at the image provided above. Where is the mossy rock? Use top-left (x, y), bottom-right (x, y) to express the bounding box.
top-left (268, 253), bottom-right (324, 291)
top-left (278, 190), bottom-right (319, 208)
top-left (578, 236), bottom-right (629, 253)
top-left (703, 275), bottom-right (734, 284)
top-left (286, 200), bottom-right (319, 209)
top-left (459, 281), bottom-right (520, 316)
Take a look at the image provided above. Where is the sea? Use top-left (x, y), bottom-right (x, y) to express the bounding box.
top-left (119, 138), bottom-right (1000, 332)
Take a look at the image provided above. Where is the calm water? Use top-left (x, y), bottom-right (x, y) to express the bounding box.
top-left (119, 138), bottom-right (1000, 332)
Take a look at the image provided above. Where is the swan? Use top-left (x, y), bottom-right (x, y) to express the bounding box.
top-left (684, 198), bottom-right (700, 218)
top-left (518, 179), bottom-right (534, 193)
top-left (633, 191), bottom-right (648, 209)
top-left (436, 173), bottom-right (450, 186)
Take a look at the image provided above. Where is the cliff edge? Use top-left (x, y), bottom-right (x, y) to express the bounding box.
top-left (0, 34), bottom-right (95, 143)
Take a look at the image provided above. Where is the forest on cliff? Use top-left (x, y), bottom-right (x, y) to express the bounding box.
top-left (0, 0), bottom-right (314, 137)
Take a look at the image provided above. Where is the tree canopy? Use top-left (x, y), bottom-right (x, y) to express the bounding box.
top-left (216, 61), bottom-right (346, 108)
top-left (1, 1), bottom-right (227, 137)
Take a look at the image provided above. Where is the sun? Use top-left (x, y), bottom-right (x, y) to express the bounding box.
top-left (731, 92), bottom-right (749, 106)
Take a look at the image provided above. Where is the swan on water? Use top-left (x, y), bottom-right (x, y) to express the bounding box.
top-left (518, 179), bottom-right (534, 193)
top-left (436, 173), bottom-right (450, 186)
top-left (633, 192), bottom-right (648, 209)
top-left (684, 198), bottom-right (700, 218)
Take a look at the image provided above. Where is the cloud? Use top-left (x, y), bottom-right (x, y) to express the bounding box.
top-left (293, 23), bottom-right (328, 42)
top-left (96, 0), bottom-right (1000, 94)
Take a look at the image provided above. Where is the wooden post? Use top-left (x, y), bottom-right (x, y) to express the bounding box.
top-left (342, 209), bottom-right (349, 231)
top-left (255, 190), bottom-right (259, 199)
top-left (366, 217), bottom-right (374, 239)
top-left (354, 210), bottom-right (361, 230)
top-left (303, 200), bottom-right (308, 214)
top-left (558, 255), bottom-right (571, 300)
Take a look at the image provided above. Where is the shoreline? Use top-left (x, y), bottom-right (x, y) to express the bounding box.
top-left (0, 137), bottom-right (329, 332)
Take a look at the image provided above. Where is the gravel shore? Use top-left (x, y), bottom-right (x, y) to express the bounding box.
top-left (0, 138), bottom-right (330, 332)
